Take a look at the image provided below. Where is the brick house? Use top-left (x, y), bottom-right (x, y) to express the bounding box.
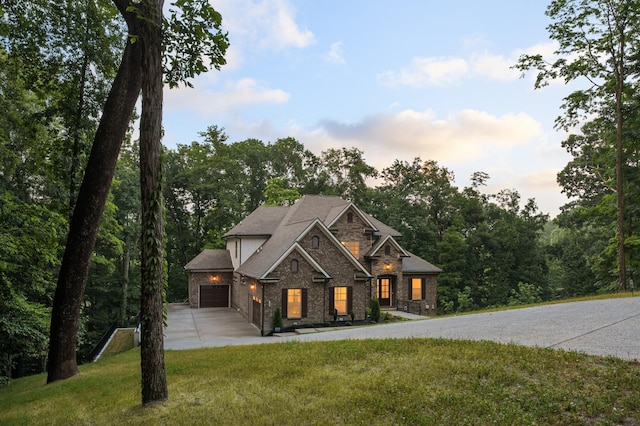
top-left (185, 195), bottom-right (441, 335)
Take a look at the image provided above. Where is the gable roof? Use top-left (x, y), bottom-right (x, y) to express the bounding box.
top-left (227, 195), bottom-right (426, 280)
top-left (184, 249), bottom-right (233, 271)
top-left (261, 242), bottom-right (331, 281)
top-left (367, 234), bottom-right (410, 258)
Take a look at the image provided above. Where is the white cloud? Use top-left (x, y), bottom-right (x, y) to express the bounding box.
top-left (376, 41), bottom-right (560, 88)
top-left (164, 77), bottom-right (289, 116)
top-left (280, 108), bottom-right (565, 213)
top-left (326, 41), bottom-right (346, 64)
top-left (470, 53), bottom-right (521, 81)
top-left (313, 109), bottom-right (541, 164)
top-left (214, 0), bottom-right (315, 50)
top-left (377, 57), bottom-right (469, 87)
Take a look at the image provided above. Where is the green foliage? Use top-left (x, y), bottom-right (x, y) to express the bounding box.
top-left (508, 282), bottom-right (543, 306)
top-left (273, 308), bottom-right (283, 330)
top-left (163, 0), bottom-right (229, 88)
top-left (370, 298), bottom-right (381, 323)
top-left (263, 177), bottom-right (300, 206)
top-left (0, 192), bottom-right (65, 380)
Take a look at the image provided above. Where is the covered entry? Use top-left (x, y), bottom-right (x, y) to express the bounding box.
top-left (376, 277), bottom-right (396, 307)
top-left (199, 284), bottom-right (230, 308)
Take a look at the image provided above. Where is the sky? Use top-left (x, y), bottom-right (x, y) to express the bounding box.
top-left (162, 0), bottom-right (582, 217)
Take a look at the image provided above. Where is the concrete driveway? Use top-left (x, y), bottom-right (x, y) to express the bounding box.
top-left (164, 297), bottom-right (640, 361)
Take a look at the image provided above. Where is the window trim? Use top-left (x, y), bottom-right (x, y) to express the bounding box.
top-left (329, 286), bottom-right (353, 316)
top-left (410, 277), bottom-right (423, 300)
top-left (282, 288), bottom-right (307, 319)
top-left (334, 287), bottom-right (348, 315)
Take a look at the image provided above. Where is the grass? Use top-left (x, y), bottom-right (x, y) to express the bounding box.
top-left (2, 339), bottom-right (640, 425)
top-left (99, 329), bottom-right (135, 358)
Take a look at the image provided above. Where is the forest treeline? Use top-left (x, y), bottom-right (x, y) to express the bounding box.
top-left (2, 0), bottom-right (639, 383)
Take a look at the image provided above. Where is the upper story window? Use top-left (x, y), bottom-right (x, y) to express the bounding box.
top-left (384, 245), bottom-right (391, 255)
top-left (347, 212), bottom-right (354, 223)
top-left (311, 235), bottom-right (320, 249)
top-left (291, 259), bottom-right (299, 272)
top-left (342, 241), bottom-right (359, 258)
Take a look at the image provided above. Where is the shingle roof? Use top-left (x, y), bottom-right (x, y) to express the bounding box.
top-left (235, 195), bottom-right (379, 279)
top-left (223, 205), bottom-right (289, 237)
top-left (402, 251), bottom-right (442, 274)
top-left (218, 195), bottom-right (417, 279)
top-left (184, 249), bottom-right (233, 271)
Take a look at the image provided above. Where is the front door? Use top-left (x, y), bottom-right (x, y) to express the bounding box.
top-left (377, 278), bottom-right (392, 307)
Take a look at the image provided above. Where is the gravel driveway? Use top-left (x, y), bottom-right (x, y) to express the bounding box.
top-left (165, 297), bottom-right (640, 361)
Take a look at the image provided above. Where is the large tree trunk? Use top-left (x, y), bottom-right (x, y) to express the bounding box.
top-left (139, 0), bottom-right (168, 404)
top-left (47, 1), bottom-right (143, 384)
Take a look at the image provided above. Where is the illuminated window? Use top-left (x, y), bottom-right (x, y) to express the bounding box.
top-left (291, 259), bottom-right (298, 272)
top-left (311, 235), bottom-right (320, 249)
top-left (411, 278), bottom-right (422, 300)
top-left (287, 289), bottom-right (302, 318)
top-left (342, 241), bottom-right (359, 258)
top-left (334, 287), bottom-right (347, 315)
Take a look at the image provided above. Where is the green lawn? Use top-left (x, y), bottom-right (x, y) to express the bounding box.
top-left (1, 338), bottom-right (639, 425)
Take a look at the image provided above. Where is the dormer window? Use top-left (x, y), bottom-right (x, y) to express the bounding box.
top-left (347, 212), bottom-right (354, 223)
top-left (291, 259), bottom-right (299, 272)
top-left (311, 235), bottom-right (320, 249)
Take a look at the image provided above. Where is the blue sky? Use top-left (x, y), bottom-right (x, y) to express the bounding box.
top-left (162, 0), bottom-right (580, 216)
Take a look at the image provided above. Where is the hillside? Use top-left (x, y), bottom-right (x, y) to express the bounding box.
top-left (1, 339), bottom-right (639, 425)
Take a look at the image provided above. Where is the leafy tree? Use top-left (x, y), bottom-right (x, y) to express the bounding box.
top-left (45, 0), bottom-right (228, 388)
top-left (308, 147), bottom-right (377, 204)
top-left (516, 0), bottom-right (640, 290)
top-left (264, 177), bottom-right (301, 206)
top-left (0, 192), bottom-right (65, 381)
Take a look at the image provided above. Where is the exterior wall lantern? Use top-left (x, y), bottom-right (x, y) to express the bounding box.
top-left (208, 274), bottom-right (220, 283)
top-left (383, 263), bottom-right (393, 272)
top-left (250, 283), bottom-right (256, 292)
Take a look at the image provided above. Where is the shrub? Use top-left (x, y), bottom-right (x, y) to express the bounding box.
top-left (273, 308), bottom-right (283, 331)
top-left (370, 298), bottom-right (380, 323)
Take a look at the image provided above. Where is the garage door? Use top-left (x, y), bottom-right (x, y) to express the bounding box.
top-left (252, 297), bottom-right (261, 326)
top-left (200, 285), bottom-right (229, 308)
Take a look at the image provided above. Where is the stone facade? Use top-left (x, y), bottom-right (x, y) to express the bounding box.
top-left (399, 274), bottom-right (438, 316)
top-left (187, 270), bottom-right (233, 308)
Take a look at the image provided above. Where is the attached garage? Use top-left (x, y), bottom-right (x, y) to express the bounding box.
top-left (252, 297), bottom-right (261, 326)
top-left (200, 284), bottom-right (230, 308)
top-left (185, 249), bottom-right (234, 309)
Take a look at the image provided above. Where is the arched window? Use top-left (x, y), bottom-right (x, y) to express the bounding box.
top-left (291, 259), bottom-right (299, 272)
top-left (311, 235), bottom-right (320, 249)
top-left (347, 212), bottom-right (354, 223)
top-left (385, 245), bottom-right (391, 255)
